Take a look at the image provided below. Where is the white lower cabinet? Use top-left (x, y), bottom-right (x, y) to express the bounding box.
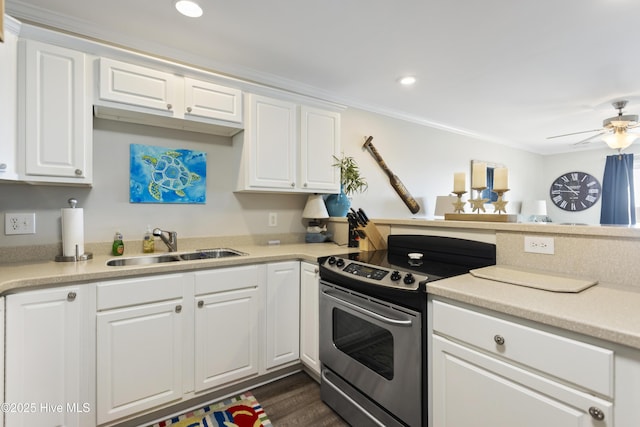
top-left (96, 274), bottom-right (186, 425)
top-left (264, 261), bottom-right (300, 370)
top-left (5, 285), bottom-right (92, 427)
top-left (431, 299), bottom-right (613, 427)
top-left (299, 261), bottom-right (320, 375)
top-left (194, 265), bottom-right (262, 392)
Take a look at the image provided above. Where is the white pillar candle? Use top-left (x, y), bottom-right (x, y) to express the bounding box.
top-left (493, 167), bottom-right (508, 190)
top-left (453, 172), bottom-right (466, 192)
top-left (472, 162), bottom-right (487, 188)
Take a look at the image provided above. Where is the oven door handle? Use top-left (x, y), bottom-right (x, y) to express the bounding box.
top-left (322, 289), bottom-right (413, 326)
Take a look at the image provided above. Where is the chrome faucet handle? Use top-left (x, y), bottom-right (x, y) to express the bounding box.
top-left (152, 228), bottom-right (178, 252)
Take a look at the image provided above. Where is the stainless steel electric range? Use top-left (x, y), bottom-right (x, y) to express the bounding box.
top-left (319, 234), bottom-right (496, 427)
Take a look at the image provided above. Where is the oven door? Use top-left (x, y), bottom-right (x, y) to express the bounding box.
top-left (319, 282), bottom-right (422, 427)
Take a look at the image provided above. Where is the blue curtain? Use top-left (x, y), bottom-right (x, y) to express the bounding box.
top-left (600, 154), bottom-right (636, 225)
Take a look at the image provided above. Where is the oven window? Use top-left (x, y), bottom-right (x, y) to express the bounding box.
top-left (332, 308), bottom-right (394, 380)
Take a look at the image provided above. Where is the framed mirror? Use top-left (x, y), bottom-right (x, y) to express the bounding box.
top-left (471, 159), bottom-right (505, 203)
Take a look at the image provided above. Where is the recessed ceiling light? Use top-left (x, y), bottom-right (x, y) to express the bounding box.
top-left (175, 0), bottom-right (203, 17)
top-left (399, 76), bottom-right (417, 86)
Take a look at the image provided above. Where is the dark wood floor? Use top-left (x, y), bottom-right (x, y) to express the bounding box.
top-left (252, 371), bottom-right (350, 426)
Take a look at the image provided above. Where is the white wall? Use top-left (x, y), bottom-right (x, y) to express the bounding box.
top-left (339, 108), bottom-right (546, 219)
top-left (1, 105), bottom-right (627, 249)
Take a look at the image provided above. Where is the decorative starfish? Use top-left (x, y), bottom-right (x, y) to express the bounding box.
top-left (470, 197), bottom-right (489, 213)
top-left (492, 198), bottom-right (509, 214)
top-left (452, 198), bottom-right (466, 213)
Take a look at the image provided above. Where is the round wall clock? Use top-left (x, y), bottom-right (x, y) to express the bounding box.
top-left (549, 171), bottom-right (602, 211)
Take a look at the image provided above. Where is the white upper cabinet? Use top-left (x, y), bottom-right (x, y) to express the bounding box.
top-left (95, 57), bottom-right (243, 136)
top-left (299, 106), bottom-right (341, 192)
top-left (233, 93), bottom-right (341, 193)
top-left (0, 16), bottom-right (20, 181)
top-left (19, 39), bottom-right (92, 185)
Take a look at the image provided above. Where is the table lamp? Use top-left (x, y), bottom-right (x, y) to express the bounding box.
top-left (302, 194), bottom-right (330, 243)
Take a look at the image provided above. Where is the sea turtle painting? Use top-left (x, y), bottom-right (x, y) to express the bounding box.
top-left (130, 144), bottom-right (206, 204)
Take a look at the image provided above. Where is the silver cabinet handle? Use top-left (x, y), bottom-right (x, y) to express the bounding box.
top-left (75, 169), bottom-right (83, 176)
top-left (67, 292), bottom-right (77, 301)
top-left (198, 300), bottom-right (204, 308)
top-left (175, 304), bottom-right (182, 313)
top-left (186, 107), bottom-right (192, 113)
top-left (167, 104), bottom-right (173, 111)
top-left (588, 406), bottom-right (605, 421)
top-left (494, 334), bottom-right (505, 345)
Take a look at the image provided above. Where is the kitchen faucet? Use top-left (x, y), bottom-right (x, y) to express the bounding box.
top-left (152, 228), bottom-right (178, 252)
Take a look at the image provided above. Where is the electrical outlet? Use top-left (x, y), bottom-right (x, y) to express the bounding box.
top-left (268, 212), bottom-right (278, 227)
top-left (5, 212), bottom-right (36, 235)
top-left (524, 236), bottom-right (554, 255)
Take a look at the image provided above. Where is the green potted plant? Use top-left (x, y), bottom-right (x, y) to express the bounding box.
top-left (325, 155), bottom-right (368, 216)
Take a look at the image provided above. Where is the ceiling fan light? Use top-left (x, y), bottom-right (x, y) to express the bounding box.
top-left (603, 129), bottom-right (638, 150)
top-left (175, 0), bottom-right (203, 17)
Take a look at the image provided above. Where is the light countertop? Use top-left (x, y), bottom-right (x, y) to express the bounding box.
top-left (428, 273), bottom-right (640, 351)
top-left (0, 242), bottom-right (352, 294)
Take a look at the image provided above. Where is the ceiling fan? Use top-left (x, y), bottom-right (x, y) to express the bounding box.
top-left (547, 100), bottom-right (640, 150)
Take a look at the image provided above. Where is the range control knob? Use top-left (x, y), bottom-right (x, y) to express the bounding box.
top-left (390, 271), bottom-right (402, 281)
top-left (327, 256), bottom-right (337, 265)
top-left (403, 273), bottom-right (416, 285)
top-left (336, 258), bottom-right (345, 268)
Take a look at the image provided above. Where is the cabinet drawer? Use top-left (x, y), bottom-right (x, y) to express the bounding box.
top-left (195, 265), bottom-right (261, 295)
top-left (432, 300), bottom-right (614, 397)
top-left (97, 274), bottom-right (184, 310)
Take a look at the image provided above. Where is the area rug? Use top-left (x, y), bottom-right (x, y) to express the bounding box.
top-left (150, 391), bottom-right (272, 427)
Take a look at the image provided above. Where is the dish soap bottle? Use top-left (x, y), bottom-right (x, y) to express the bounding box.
top-left (112, 231), bottom-right (124, 256)
top-left (143, 225), bottom-right (155, 253)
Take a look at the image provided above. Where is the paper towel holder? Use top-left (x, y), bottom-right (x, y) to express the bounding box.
top-left (55, 198), bottom-right (94, 262)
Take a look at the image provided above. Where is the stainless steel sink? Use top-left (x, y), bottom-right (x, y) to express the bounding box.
top-left (106, 248), bottom-right (246, 266)
top-left (106, 254), bottom-right (181, 266)
top-left (179, 248), bottom-right (247, 261)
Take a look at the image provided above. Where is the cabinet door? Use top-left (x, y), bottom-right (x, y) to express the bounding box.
top-left (21, 40), bottom-right (91, 183)
top-left (96, 299), bottom-right (183, 424)
top-left (184, 77), bottom-right (242, 123)
top-left (0, 22), bottom-right (18, 181)
top-left (99, 57), bottom-right (177, 113)
top-left (299, 262), bottom-right (320, 375)
top-left (265, 262), bottom-right (300, 370)
top-left (194, 287), bottom-right (260, 391)
top-left (246, 94), bottom-right (297, 189)
top-left (432, 335), bottom-right (612, 427)
top-left (5, 286), bottom-right (89, 427)
top-left (299, 106), bottom-right (340, 193)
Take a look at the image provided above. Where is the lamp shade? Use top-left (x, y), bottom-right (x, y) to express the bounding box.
top-left (521, 200), bottom-right (547, 217)
top-left (303, 194), bottom-right (329, 219)
top-left (434, 195), bottom-right (458, 217)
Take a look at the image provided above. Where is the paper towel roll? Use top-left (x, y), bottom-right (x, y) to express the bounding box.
top-left (62, 208), bottom-right (84, 257)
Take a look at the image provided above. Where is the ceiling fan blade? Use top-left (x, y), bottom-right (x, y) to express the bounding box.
top-left (572, 131), bottom-right (608, 146)
top-left (546, 128), bottom-right (604, 139)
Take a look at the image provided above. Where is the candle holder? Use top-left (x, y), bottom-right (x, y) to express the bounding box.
top-left (451, 191), bottom-right (467, 213)
top-left (470, 187), bottom-right (489, 213)
top-left (492, 188), bottom-right (509, 214)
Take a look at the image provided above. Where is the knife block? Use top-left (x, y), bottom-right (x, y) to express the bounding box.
top-left (356, 220), bottom-right (387, 250)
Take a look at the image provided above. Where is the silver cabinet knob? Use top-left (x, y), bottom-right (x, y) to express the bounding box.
top-left (186, 107), bottom-right (192, 113)
top-left (67, 292), bottom-right (77, 301)
top-left (303, 182), bottom-right (308, 187)
top-left (75, 169), bottom-right (82, 176)
top-left (314, 268), bottom-right (319, 274)
top-left (494, 334), bottom-right (505, 345)
top-left (198, 300), bottom-right (204, 308)
top-left (291, 182), bottom-right (295, 187)
top-left (588, 406), bottom-right (605, 421)
top-left (0, 163), bottom-right (7, 170)
top-left (167, 104), bottom-right (173, 111)
top-left (175, 304), bottom-right (182, 313)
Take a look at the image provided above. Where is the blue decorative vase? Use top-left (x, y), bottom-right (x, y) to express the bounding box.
top-left (325, 186), bottom-right (351, 217)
